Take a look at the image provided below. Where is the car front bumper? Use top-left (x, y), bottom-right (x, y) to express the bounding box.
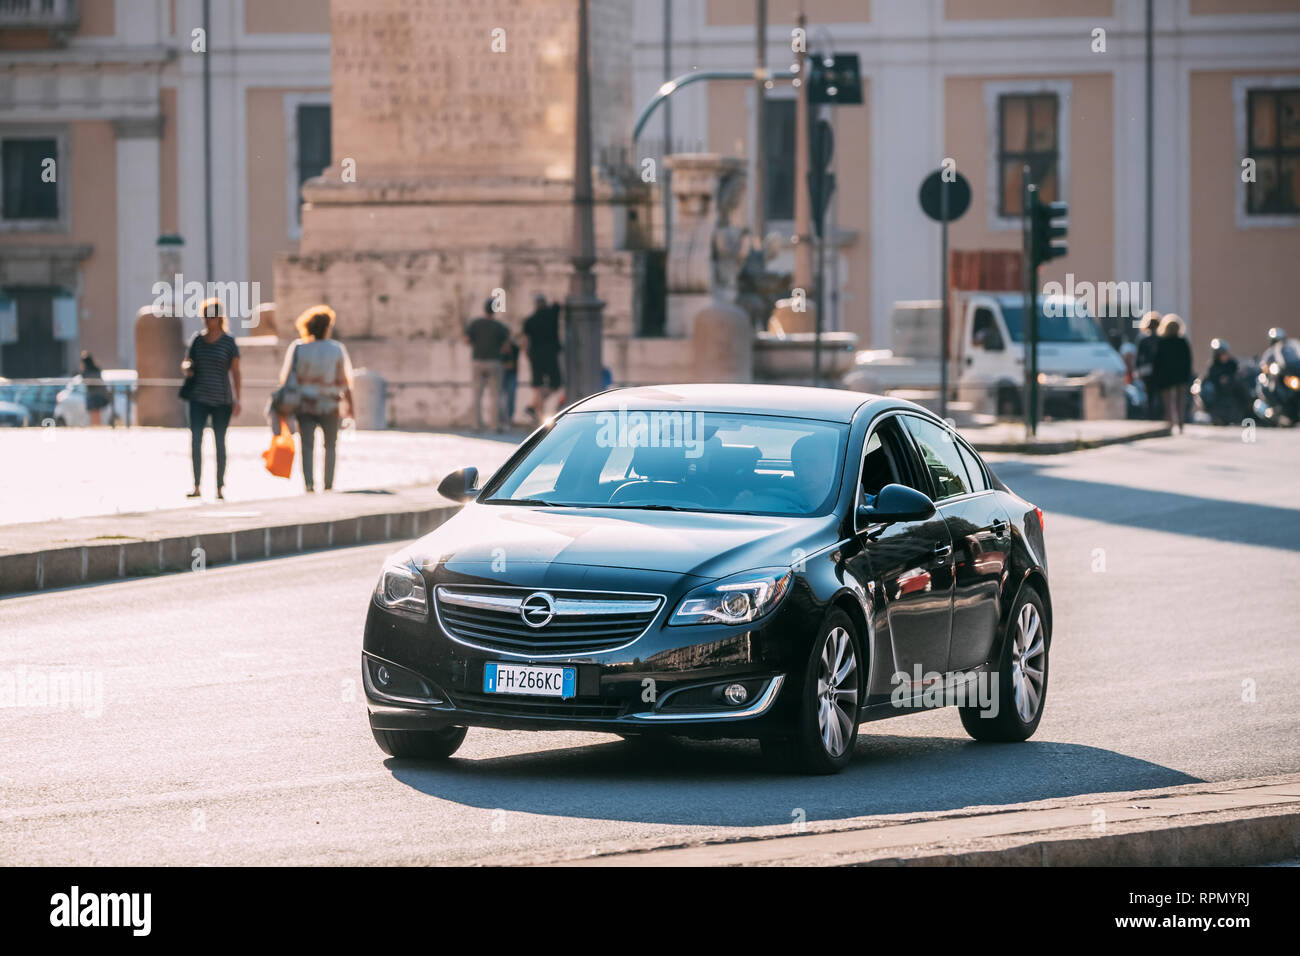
top-left (361, 583), bottom-right (816, 739)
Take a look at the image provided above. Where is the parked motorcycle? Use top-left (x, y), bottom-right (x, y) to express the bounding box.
top-left (1252, 331), bottom-right (1300, 427)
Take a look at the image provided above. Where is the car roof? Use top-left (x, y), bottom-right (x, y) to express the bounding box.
top-left (570, 384), bottom-right (893, 424)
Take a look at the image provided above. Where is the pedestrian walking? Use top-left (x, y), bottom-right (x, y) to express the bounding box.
top-left (79, 351), bottom-right (110, 426)
top-left (464, 298), bottom-right (510, 432)
top-left (279, 304), bottom-right (355, 493)
top-left (1153, 313), bottom-right (1193, 434)
top-left (181, 298), bottom-right (241, 499)
top-left (501, 333), bottom-right (520, 429)
top-left (522, 294), bottom-right (562, 422)
top-left (1134, 310), bottom-right (1163, 419)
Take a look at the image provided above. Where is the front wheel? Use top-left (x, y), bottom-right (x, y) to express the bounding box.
top-left (371, 725), bottom-right (467, 759)
top-left (959, 586), bottom-right (1049, 742)
top-left (763, 609), bottom-right (862, 774)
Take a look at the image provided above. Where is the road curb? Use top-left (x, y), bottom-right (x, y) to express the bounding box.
top-left (969, 423), bottom-right (1172, 454)
top-left (0, 503), bottom-right (460, 596)
top-left (541, 776), bottom-right (1300, 867)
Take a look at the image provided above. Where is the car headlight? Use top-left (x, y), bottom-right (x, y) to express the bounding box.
top-left (374, 559), bottom-right (428, 620)
top-left (1284, 375), bottom-right (1300, 391)
top-left (671, 568), bottom-right (793, 626)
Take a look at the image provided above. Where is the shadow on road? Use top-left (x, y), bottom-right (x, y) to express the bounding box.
top-left (991, 463), bottom-right (1300, 553)
top-left (384, 734), bottom-right (1199, 826)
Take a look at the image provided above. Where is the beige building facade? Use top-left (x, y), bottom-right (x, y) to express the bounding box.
top-left (0, 0), bottom-right (330, 375)
top-left (2, 0), bottom-right (1297, 381)
top-left (637, 0), bottom-right (1300, 354)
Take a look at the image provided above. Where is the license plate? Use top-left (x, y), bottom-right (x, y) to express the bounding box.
top-left (483, 662), bottom-right (576, 699)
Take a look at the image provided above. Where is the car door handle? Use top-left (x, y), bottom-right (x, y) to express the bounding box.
top-left (990, 519), bottom-right (1008, 535)
top-left (933, 543), bottom-right (952, 560)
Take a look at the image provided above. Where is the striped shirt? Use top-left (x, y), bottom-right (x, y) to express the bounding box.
top-left (189, 333), bottom-right (239, 406)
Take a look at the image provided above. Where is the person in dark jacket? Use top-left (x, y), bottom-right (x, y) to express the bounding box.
top-left (522, 294), bottom-right (562, 422)
top-left (79, 351), bottom-right (110, 426)
top-left (1152, 313), bottom-right (1192, 434)
top-left (1201, 338), bottom-right (1244, 423)
top-left (1134, 310), bottom-right (1163, 419)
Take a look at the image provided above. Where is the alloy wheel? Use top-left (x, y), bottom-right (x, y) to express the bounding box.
top-left (816, 626), bottom-right (859, 757)
top-left (1010, 603), bottom-right (1046, 723)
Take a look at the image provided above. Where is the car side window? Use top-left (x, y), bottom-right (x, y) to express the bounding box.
top-left (860, 432), bottom-right (893, 502)
top-left (972, 307), bottom-right (1003, 350)
top-left (860, 416), bottom-right (927, 505)
top-left (902, 416), bottom-right (971, 501)
top-left (955, 440), bottom-right (988, 492)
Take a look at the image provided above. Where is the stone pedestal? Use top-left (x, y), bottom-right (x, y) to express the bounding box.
top-left (275, 0), bottom-right (648, 426)
top-left (133, 307), bottom-right (185, 426)
top-left (351, 368), bottom-right (388, 430)
top-left (692, 302), bottom-right (753, 383)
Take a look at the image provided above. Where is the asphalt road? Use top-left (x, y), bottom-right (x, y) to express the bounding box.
top-left (2, 426), bottom-right (1297, 865)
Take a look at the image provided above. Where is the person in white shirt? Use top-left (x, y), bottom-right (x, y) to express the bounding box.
top-left (279, 305), bottom-right (355, 492)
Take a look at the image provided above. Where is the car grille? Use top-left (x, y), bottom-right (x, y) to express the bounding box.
top-left (452, 692), bottom-right (626, 720)
top-left (434, 586), bottom-right (663, 654)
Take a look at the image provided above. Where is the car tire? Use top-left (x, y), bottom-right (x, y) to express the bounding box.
top-left (959, 585), bottom-right (1049, 742)
top-left (762, 608), bottom-right (863, 775)
top-left (371, 725), bottom-right (467, 759)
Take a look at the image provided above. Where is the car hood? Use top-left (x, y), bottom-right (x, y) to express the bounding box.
top-left (412, 503), bottom-right (841, 580)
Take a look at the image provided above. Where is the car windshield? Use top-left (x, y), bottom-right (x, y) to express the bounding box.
top-left (482, 410), bottom-right (849, 516)
top-left (999, 297), bottom-right (1106, 343)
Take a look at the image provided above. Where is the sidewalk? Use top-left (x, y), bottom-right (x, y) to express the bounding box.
top-left (543, 774), bottom-right (1300, 867)
top-left (964, 419), bottom-right (1171, 454)
top-left (0, 426), bottom-right (521, 527)
top-left (0, 426), bottom-right (522, 596)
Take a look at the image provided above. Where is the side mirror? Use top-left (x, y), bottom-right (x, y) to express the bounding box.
top-left (437, 466), bottom-right (480, 503)
top-left (857, 483), bottom-right (936, 525)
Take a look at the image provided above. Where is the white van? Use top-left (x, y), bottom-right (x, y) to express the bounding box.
top-left (962, 292), bottom-right (1126, 416)
top-left (844, 293), bottom-right (1126, 418)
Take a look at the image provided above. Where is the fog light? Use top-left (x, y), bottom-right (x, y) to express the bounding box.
top-left (723, 683), bottom-right (749, 705)
top-left (375, 665), bottom-right (392, 687)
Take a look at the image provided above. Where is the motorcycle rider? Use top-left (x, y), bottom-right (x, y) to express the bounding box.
top-left (1262, 327), bottom-right (1289, 367)
top-left (1201, 338), bottom-right (1244, 422)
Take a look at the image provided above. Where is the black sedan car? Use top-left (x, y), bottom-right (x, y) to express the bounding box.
top-left (363, 385), bottom-right (1051, 773)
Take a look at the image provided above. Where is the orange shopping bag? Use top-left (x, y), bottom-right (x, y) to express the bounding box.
top-left (262, 422), bottom-right (295, 479)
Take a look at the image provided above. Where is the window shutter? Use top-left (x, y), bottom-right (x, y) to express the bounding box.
top-left (52, 294), bottom-right (78, 341)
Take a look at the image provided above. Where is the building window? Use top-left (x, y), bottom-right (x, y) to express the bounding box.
top-left (997, 93), bottom-right (1059, 218)
top-left (285, 93), bottom-right (331, 238)
top-left (1, 137), bottom-right (59, 221)
top-left (295, 104), bottom-right (331, 223)
top-left (763, 97), bottom-right (796, 222)
top-left (1246, 88), bottom-right (1300, 216)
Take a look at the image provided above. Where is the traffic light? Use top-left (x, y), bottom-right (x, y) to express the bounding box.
top-left (807, 53), bottom-right (863, 105)
top-left (1030, 193), bottom-right (1069, 267)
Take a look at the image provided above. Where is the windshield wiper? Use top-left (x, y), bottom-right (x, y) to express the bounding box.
top-left (482, 497), bottom-right (566, 507)
top-left (599, 503), bottom-right (691, 512)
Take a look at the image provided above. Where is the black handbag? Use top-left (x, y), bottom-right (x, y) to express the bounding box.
top-left (270, 342), bottom-right (301, 415)
top-left (178, 334), bottom-right (200, 401)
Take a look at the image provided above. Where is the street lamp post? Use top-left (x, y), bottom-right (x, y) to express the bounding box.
top-left (565, 0), bottom-right (605, 404)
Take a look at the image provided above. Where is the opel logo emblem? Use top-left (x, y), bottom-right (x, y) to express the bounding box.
top-left (520, 591), bottom-right (556, 628)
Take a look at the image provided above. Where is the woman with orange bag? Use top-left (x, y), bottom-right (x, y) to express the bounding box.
top-left (277, 305), bottom-right (355, 492)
